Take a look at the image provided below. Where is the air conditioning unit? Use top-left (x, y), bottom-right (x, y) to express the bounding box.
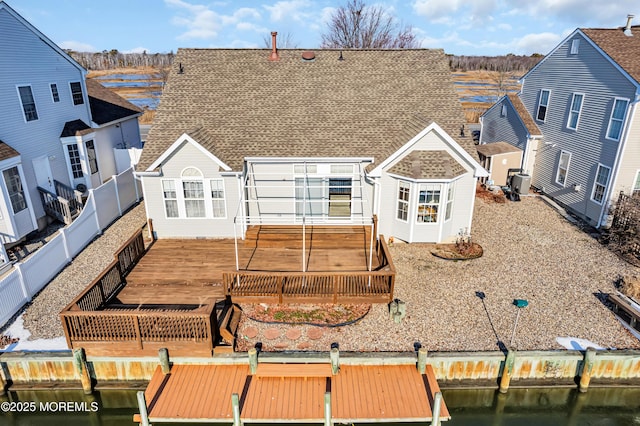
top-left (511, 174), bottom-right (531, 195)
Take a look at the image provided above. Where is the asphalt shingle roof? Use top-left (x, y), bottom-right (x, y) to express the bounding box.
top-left (60, 119), bottom-right (92, 137)
top-left (139, 48), bottom-right (476, 172)
top-left (86, 79), bottom-right (142, 126)
top-left (582, 26), bottom-right (640, 85)
top-left (388, 150), bottom-right (467, 179)
top-left (507, 94), bottom-right (541, 137)
top-left (476, 141), bottom-right (522, 157)
top-left (0, 141), bottom-right (19, 161)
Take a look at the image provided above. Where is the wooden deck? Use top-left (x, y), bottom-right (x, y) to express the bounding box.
top-left (121, 225), bottom-right (381, 305)
top-left (137, 363), bottom-right (449, 424)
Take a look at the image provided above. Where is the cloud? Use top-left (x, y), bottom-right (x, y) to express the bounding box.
top-left (263, 0), bottom-right (312, 22)
top-left (236, 22), bottom-right (268, 33)
top-left (122, 47), bottom-right (150, 54)
top-left (506, 0), bottom-right (638, 27)
top-left (59, 41), bottom-right (97, 52)
top-left (513, 31), bottom-right (564, 55)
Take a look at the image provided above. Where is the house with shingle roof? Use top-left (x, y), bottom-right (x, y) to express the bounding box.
top-left (480, 17), bottom-right (640, 227)
top-left (0, 1), bottom-right (142, 249)
top-left (138, 39), bottom-right (487, 243)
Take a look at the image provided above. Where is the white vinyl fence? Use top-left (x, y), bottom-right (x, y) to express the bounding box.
top-left (0, 167), bottom-right (141, 328)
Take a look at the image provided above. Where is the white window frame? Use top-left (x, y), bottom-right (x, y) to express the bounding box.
top-left (161, 179), bottom-right (179, 218)
top-left (501, 104), bottom-right (507, 117)
top-left (396, 180), bottom-right (410, 222)
top-left (570, 39), bottom-right (580, 54)
top-left (181, 167), bottom-right (206, 218)
top-left (2, 166), bottom-right (27, 214)
top-left (69, 81), bottom-right (84, 105)
top-left (566, 93), bottom-right (584, 130)
top-left (591, 163), bottom-right (611, 205)
top-left (66, 143), bottom-right (84, 179)
top-left (17, 85), bottom-right (38, 122)
top-left (536, 89), bottom-right (550, 122)
top-left (605, 97), bottom-right (629, 141)
top-left (50, 83), bottom-right (60, 103)
top-left (633, 170), bottom-right (640, 196)
top-left (555, 151), bottom-right (571, 187)
top-left (210, 178), bottom-right (226, 219)
top-left (445, 182), bottom-right (455, 221)
top-left (416, 184), bottom-right (441, 224)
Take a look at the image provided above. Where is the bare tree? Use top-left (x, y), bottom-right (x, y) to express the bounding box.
top-left (262, 31), bottom-right (298, 49)
top-left (321, 0), bottom-right (419, 49)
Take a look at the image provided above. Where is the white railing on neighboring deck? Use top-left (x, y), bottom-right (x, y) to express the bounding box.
top-left (0, 167), bottom-right (141, 328)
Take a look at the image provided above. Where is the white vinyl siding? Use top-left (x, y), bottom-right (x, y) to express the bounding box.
top-left (210, 179), bottom-right (226, 218)
top-left (162, 180), bottom-right (178, 218)
top-left (17, 85), bottom-right (38, 122)
top-left (417, 184), bottom-right (440, 223)
top-left (591, 164), bottom-right (611, 204)
top-left (70, 81), bottom-right (84, 105)
top-left (536, 89), bottom-right (550, 122)
top-left (396, 181), bottom-right (409, 222)
top-left (566, 93), bottom-right (583, 130)
top-left (556, 151), bottom-right (571, 186)
top-left (606, 98), bottom-right (629, 141)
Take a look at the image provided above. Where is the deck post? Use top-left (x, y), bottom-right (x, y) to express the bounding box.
top-left (324, 392), bottom-right (332, 426)
top-left (430, 391), bottom-right (442, 426)
top-left (579, 347), bottom-right (596, 393)
top-left (417, 348), bottom-right (428, 374)
top-left (73, 348), bottom-right (93, 394)
top-left (136, 391), bottom-right (150, 426)
top-left (232, 393), bottom-right (242, 426)
top-left (0, 367), bottom-right (6, 396)
top-left (248, 348), bottom-right (258, 374)
top-left (159, 348), bottom-right (171, 374)
top-left (499, 348), bottom-right (516, 394)
top-left (330, 347), bottom-right (340, 375)
top-left (395, 299), bottom-right (406, 323)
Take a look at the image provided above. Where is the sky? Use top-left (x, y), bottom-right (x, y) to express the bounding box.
top-left (9, 0), bottom-right (640, 56)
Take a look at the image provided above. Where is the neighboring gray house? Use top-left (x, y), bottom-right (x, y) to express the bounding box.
top-left (480, 18), bottom-right (640, 227)
top-left (138, 40), bottom-right (488, 244)
top-left (0, 1), bottom-right (142, 246)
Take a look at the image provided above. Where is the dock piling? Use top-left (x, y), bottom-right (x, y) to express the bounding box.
top-left (159, 348), bottom-right (171, 374)
top-left (324, 392), bottom-right (332, 426)
top-left (248, 348), bottom-right (258, 374)
top-left (136, 391), bottom-right (150, 426)
top-left (579, 347), bottom-right (596, 393)
top-left (232, 393), bottom-right (242, 426)
top-left (417, 347), bottom-right (428, 374)
top-left (73, 348), bottom-right (93, 394)
top-left (499, 348), bottom-right (516, 393)
top-left (330, 347), bottom-right (340, 374)
top-left (430, 391), bottom-right (442, 426)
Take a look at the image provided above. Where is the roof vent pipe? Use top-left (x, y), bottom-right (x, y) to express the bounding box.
top-left (269, 31), bottom-right (280, 61)
top-left (624, 14), bottom-right (634, 36)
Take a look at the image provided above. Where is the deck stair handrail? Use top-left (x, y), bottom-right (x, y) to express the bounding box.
top-left (54, 179), bottom-right (84, 212)
top-left (37, 186), bottom-right (74, 225)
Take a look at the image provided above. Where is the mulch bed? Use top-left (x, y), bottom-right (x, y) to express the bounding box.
top-left (241, 304), bottom-right (370, 326)
top-left (0, 334), bottom-right (19, 349)
top-left (431, 243), bottom-right (484, 260)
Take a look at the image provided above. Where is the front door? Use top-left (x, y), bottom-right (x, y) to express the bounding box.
top-left (32, 156), bottom-right (54, 193)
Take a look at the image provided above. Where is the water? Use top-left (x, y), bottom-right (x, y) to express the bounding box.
top-left (2, 387), bottom-right (639, 425)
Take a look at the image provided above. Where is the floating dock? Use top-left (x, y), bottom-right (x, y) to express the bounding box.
top-left (134, 359), bottom-right (449, 424)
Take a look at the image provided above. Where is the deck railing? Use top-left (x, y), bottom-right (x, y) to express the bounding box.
top-left (224, 234), bottom-right (395, 304)
top-left (37, 187), bottom-right (74, 225)
top-left (54, 179), bottom-right (84, 213)
top-left (60, 227), bottom-right (218, 356)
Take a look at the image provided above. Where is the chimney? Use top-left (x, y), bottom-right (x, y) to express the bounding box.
top-left (624, 14), bottom-right (634, 36)
top-left (269, 31), bottom-right (280, 61)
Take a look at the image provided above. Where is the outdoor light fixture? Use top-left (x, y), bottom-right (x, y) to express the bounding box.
top-left (510, 299), bottom-right (529, 347)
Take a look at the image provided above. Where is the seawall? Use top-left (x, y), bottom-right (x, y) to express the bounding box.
top-left (1, 349), bottom-right (640, 392)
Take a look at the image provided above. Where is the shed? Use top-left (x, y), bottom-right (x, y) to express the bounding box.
top-left (476, 142), bottom-right (523, 186)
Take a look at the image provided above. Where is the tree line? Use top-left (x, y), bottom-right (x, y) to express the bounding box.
top-left (68, 49), bottom-right (542, 74)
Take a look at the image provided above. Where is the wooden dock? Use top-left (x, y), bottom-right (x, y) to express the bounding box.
top-left (135, 362), bottom-right (449, 424)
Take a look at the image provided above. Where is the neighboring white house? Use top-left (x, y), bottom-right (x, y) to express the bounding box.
top-left (0, 1), bottom-right (142, 248)
top-left (138, 39), bottom-right (487, 244)
top-left (480, 17), bottom-right (640, 227)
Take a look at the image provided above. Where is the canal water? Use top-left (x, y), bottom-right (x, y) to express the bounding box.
top-left (1, 387), bottom-right (639, 425)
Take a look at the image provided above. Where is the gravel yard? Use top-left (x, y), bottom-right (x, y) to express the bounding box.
top-left (237, 195), bottom-right (640, 352)
top-left (18, 202), bottom-right (147, 339)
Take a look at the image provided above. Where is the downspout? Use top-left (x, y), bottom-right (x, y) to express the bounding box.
top-left (598, 94), bottom-right (639, 227)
